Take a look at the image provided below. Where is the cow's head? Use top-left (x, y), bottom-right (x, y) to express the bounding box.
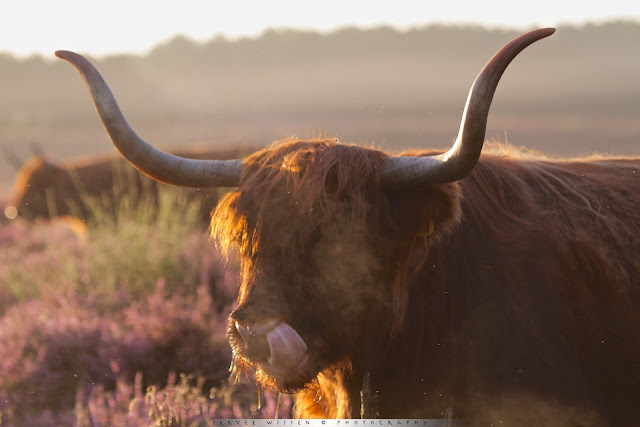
top-left (210, 138), bottom-right (464, 391)
top-left (8, 156), bottom-right (66, 220)
top-left (56, 28), bottom-right (554, 392)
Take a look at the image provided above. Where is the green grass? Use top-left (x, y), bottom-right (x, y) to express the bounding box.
top-left (1, 162), bottom-right (219, 306)
top-left (75, 161), bottom-right (217, 298)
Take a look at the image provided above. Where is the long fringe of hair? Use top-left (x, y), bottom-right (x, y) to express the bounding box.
top-left (211, 138), bottom-right (463, 337)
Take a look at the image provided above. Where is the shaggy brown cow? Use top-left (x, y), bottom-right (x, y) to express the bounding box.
top-left (6, 148), bottom-right (246, 224)
top-left (56, 28), bottom-right (640, 425)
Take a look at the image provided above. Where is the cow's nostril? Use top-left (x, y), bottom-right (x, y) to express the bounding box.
top-left (234, 318), bottom-right (281, 339)
top-left (235, 321), bottom-right (254, 343)
top-left (234, 320), bottom-right (280, 360)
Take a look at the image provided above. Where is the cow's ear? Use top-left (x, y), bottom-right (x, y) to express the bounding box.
top-left (382, 182), bottom-right (462, 337)
top-left (34, 158), bottom-right (61, 173)
top-left (385, 181), bottom-right (462, 245)
top-left (421, 182), bottom-right (463, 244)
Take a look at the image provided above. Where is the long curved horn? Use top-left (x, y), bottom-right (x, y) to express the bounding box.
top-left (381, 28), bottom-right (555, 186)
top-left (55, 51), bottom-right (242, 187)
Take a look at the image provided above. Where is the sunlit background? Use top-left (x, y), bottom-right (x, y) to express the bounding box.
top-left (0, 1), bottom-right (639, 195)
top-left (1, 0), bottom-right (638, 57)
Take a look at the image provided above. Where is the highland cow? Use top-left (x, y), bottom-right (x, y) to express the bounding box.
top-left (56, 28), bottom-right (640, 425)
top-left (6, 149), bottom-right (246, 224)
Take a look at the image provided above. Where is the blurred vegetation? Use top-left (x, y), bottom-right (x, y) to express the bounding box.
top-left (80, 168), bottom-right (208, 298)
top-left (2, 21), bottom-right (639, 119)
top-left (1, 167), bottom-right (215, 303)
top-left (0, 175), bottom-right (294, 423)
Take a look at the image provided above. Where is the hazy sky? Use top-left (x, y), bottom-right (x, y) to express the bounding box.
top-left (1, 0), bottom-right (638, 57)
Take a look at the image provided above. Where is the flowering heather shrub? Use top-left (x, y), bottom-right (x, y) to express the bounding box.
top-left (111, 280), bottom-right (233, 387)
top-left (0, 218), bottom-right (86, 312)
top-left (0, 276), bottom-right (280, 424)
top-left (75, 372), bottom-right (293, 424)
top-left (0, 297), bottom-right (120, 421)
top-left (0, 182), bottom-right (293, 424)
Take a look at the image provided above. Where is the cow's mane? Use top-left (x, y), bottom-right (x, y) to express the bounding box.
top-left (213, 138), bottom-right (640, 309)
top-left (212, 138), bottom-right (386, 261)
top-left (461, 149), bottom-right (640, 300)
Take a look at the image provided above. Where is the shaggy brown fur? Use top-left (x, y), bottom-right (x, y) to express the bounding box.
top-left (212, 138), bottom-right (640, 425)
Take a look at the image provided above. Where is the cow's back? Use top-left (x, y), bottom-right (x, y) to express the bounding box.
top-left (400, 154), bottom-right (640, 424)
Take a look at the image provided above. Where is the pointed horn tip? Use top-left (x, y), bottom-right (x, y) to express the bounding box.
top-left (55, 50), bottom-right (85, 64)
top-left (533, 28), bottom-right (556, 38)
top-left (54, 50), bottom-right (71, 59)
